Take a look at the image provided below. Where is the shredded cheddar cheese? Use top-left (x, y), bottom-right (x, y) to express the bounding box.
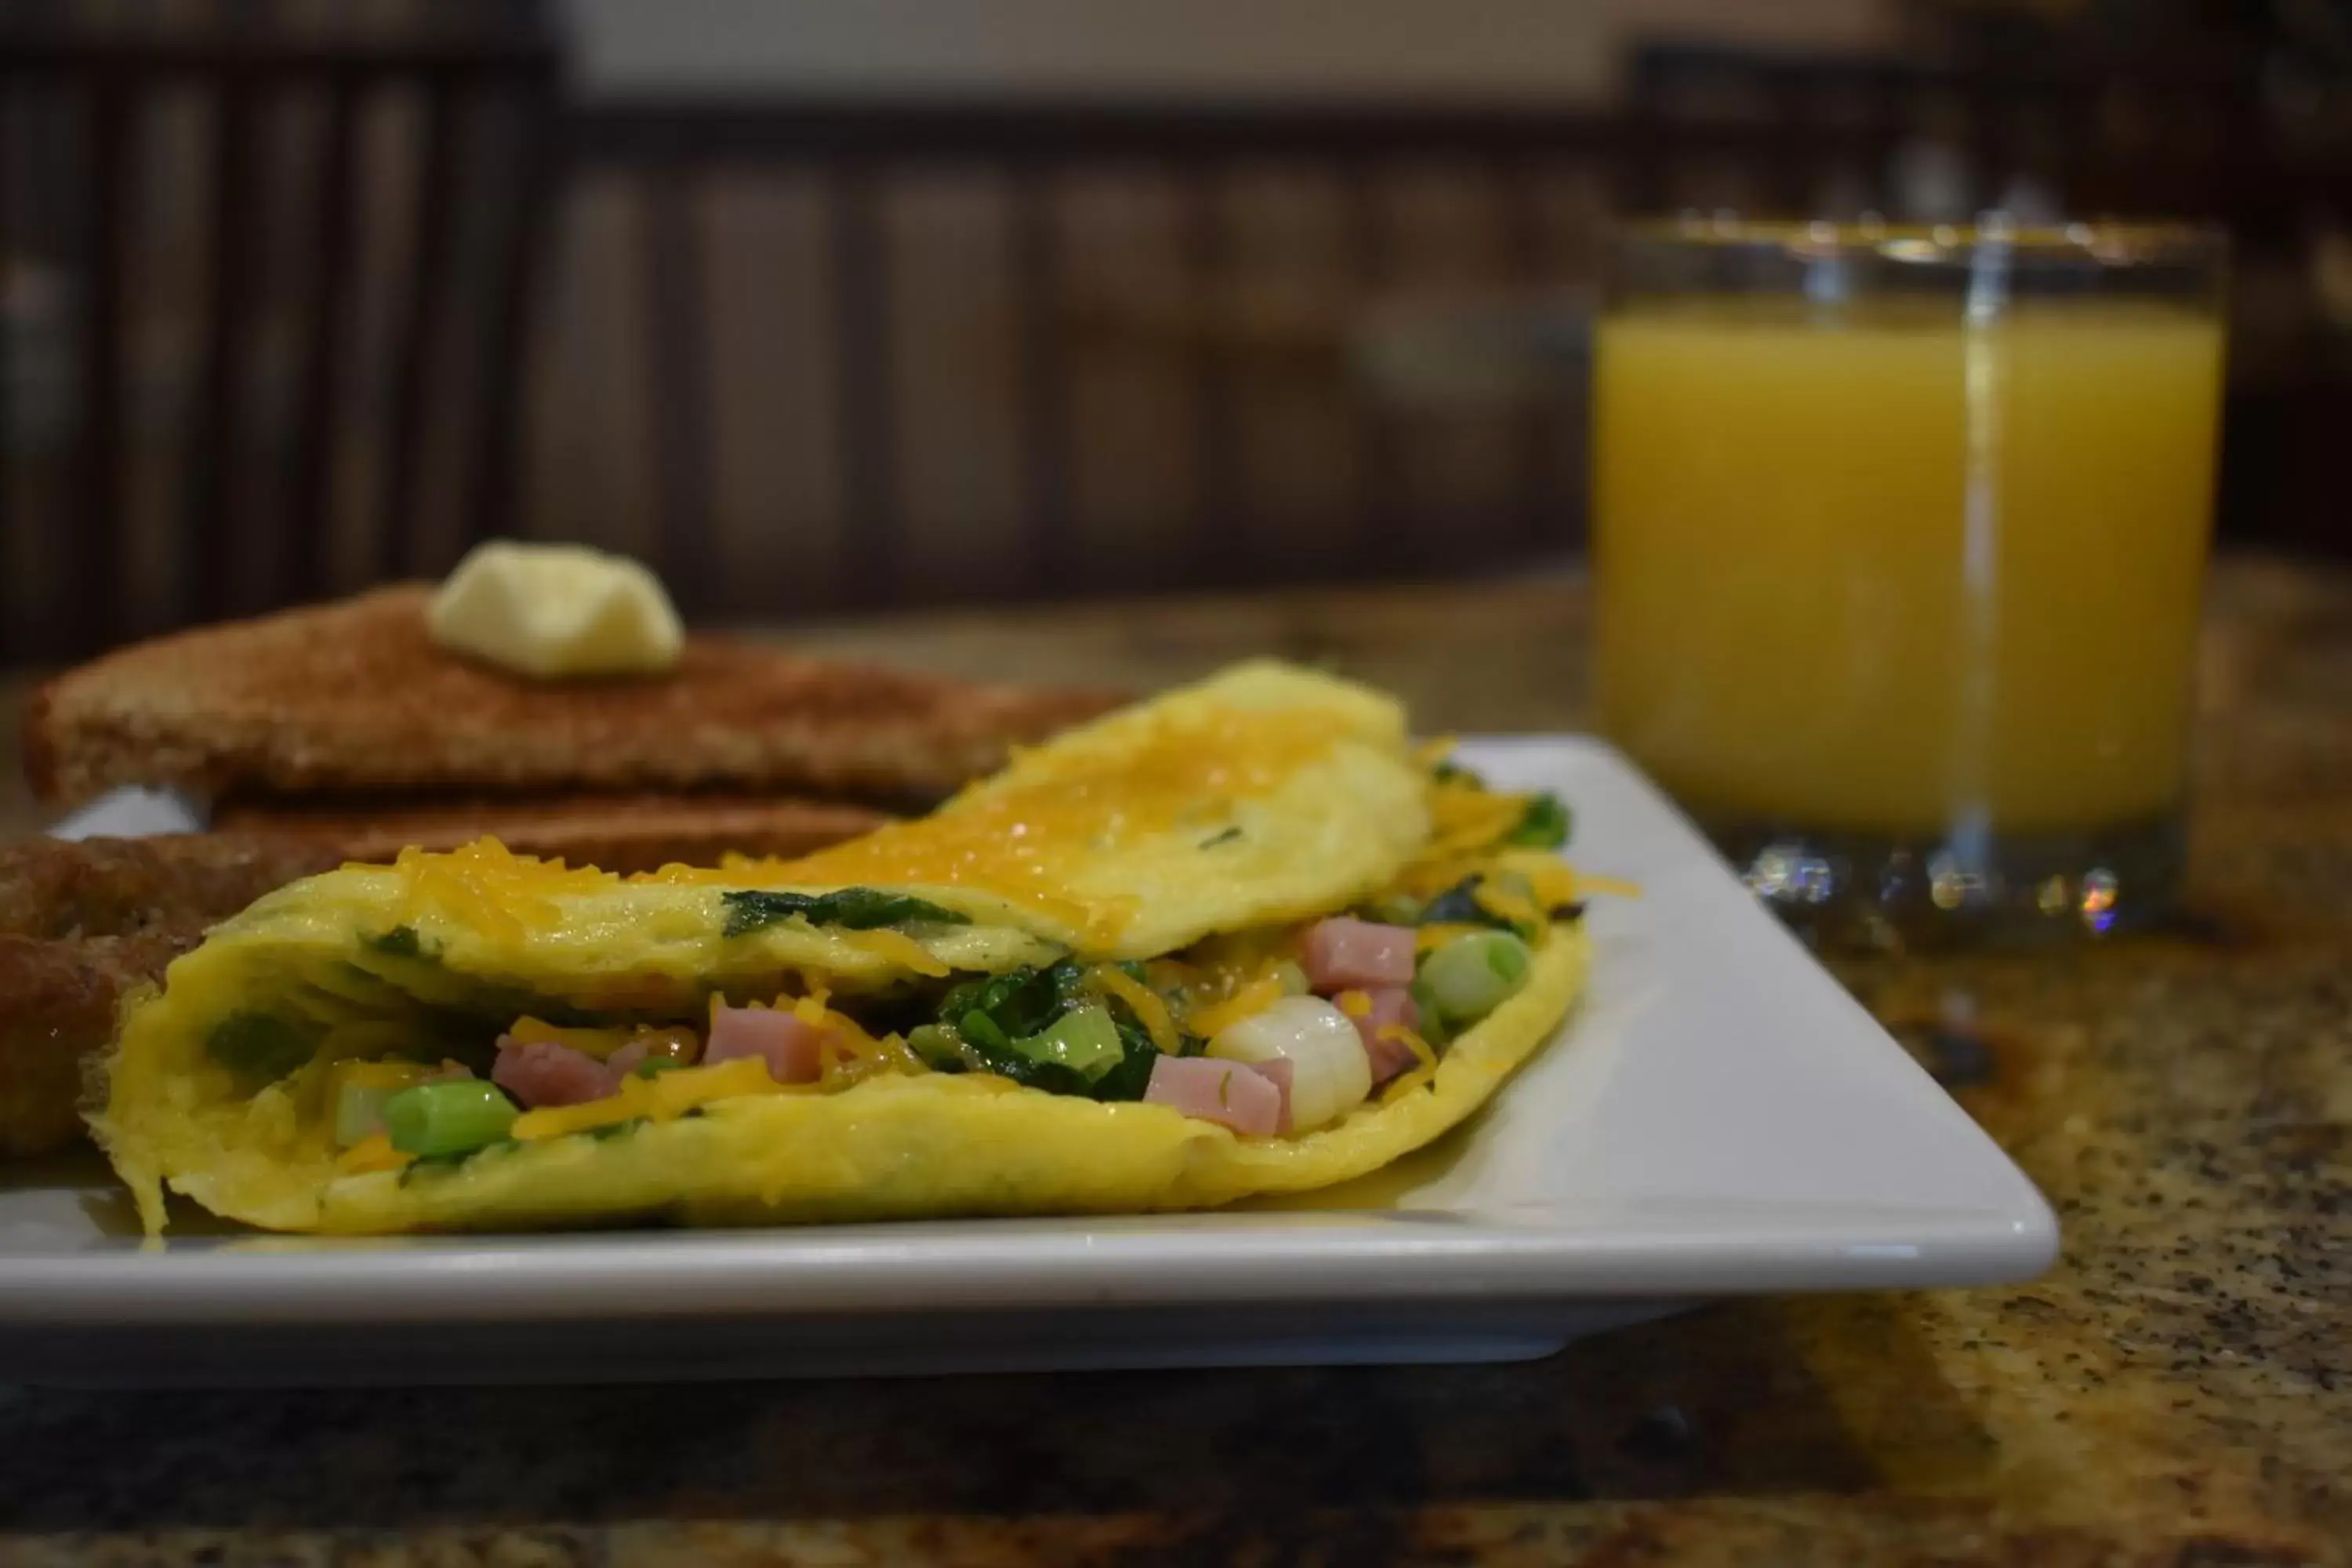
top-left (512, 1054), bottom-right (784, 1141)
top-left (1414, 922), bottom-right (1486, 954)
top-left (1424, 781), bottom-right (1527, 855)
top-left (334, 1132), bottom-right (413, 1176)
top-left (1189, 975), bottom-right (1285, 1038)
top-left (1472, 879), bottom-right (1545, 931)
top-left (650, 704), bottom-right (1360, 945)
top-left (822, 926), bottom-right (952, 977)
top-left (391, 837), bottom-right (605, 944)
top-left (1376, 1022), bottom-right (1438, 1073)
top-left (1089, 965), bottom-right (1180, 1055)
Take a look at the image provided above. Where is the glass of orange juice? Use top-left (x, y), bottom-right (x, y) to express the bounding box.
top-left (1593, 218), bottom-right (2227, 946)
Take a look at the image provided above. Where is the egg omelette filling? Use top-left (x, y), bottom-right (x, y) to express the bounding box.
top-left (93, 662), bottom-right (1597, 1235)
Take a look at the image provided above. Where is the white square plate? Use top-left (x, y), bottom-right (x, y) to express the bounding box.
top-left (0, 739), bottom-right (2056, 1385)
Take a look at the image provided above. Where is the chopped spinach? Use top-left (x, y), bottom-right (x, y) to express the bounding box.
top-left (1088, 1020), bottom-right (1167, 1102)
top-left (1199, 826), bottom-right (1244, 848)
top-left (931, 960), bottom-right (1177, 1102)
top-left (960, 1036), bottom-right (1095, 1098)
top-left (367, 925), bottom-right (430, 960)
top-left (205, 1012), bottom-right (316, 1082)
top-left (938, 962), bottom-right (1084, 1047)
top-left (989, 1004), bottom-right (1105, 1078)
top-left (1508, 793), bottom-right (1572, 849)
top-left (403, 1018), bottom-right (509, 1079)
top-left (722, 887), bottom-right (971, 937)
top-left (1418, 876), bottom-right (1541, 940)
top-left (1431, 760), bottom-right (1486, 787)
top-left (1419, 877), bottom-right (1501, 929)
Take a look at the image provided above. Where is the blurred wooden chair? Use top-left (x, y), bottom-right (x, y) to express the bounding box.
top-left (0, 4), bottom-right (561, 660)
top-left (557, 71), bottom-right (2297, 623)
top-left (563, 103), bottom-right (1628, 619)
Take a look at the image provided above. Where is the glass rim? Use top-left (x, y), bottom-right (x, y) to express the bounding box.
top-left (1613, 215), bottom-right (2227, 270)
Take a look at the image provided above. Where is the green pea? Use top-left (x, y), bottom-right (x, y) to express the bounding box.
top-left (1417, 931), bottom-right (1533, 1027)
top-left (380, 1080), bottom-right (519, 1158)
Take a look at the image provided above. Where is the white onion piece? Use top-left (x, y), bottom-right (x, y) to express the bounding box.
top-left (1207, 995), bottom-right (1373, 1133)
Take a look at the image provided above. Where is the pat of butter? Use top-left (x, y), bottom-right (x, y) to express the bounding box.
top-left (427, 541), bottom-right (684, 678)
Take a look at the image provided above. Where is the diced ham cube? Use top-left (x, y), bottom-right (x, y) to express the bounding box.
top-left (491, 1039), bottom-right (620, 1109)
top-left (1142, 1055), bottom-right (1283, 1136)
top-left (1243, 1057), bottom-right (1294, 1135)
top-left (1301, 917), bottom-right (1417, 992)
top-left (703, 1004), bottom-right (828, 1085)
top-left (1349, 985), bottom-right (1424, 1085)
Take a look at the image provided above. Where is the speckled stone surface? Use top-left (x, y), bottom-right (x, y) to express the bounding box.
top-left (0, 556), bottom-right (2346, 1566)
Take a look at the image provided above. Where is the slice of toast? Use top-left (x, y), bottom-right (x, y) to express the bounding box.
top-left (24, 585), bottom-right (1123, 808)
top-left (0, 833), bottom-right (346, 940)
top-left (1, 924), bottom-right (216, 1157)
top-left (210, 792), bottom-right (889, 877)
top-left (0, 834), bottom-right (350, 1159)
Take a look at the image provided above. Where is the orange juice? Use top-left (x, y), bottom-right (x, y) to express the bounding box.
top-left (1594, 299), bottom-right (2223, 837)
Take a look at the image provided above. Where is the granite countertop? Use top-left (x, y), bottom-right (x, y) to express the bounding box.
top-left (1, 554), bottom-right (2347, 1565)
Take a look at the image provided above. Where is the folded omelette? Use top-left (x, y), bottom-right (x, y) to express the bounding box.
top-left (95, 662), bottom-right (1593, 1235)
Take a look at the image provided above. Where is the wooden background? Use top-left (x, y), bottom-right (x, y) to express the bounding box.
top-left (4, 3), bottom-right (2350, 658)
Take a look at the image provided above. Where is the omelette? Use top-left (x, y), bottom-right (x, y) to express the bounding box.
top-left (94, 662), bottom-right (1593, 1236)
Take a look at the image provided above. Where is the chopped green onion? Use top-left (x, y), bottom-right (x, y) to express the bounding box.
top-left (1417, 931), bottom-right (1533, 1028)
top-left (1409, 978), bottom-right (1453, 1049)
top-left (1010, 1004), bottom-right (1124, 1082)
top-left (333, 1082), bottom-right (397, 1147)
top-left (631, 1057), bottom-right (688, 1080)
top-left (381, 1080), bottom-right (519, 1158)
top-left (1508, 793), bottom-right (1571, 848)
top-left (906, 1023), bottom-right (970, 1070)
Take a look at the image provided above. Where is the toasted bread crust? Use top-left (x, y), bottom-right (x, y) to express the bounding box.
top-left (0, 834), bottom-right (344, 940)
top-left (0, 835), bottom-right (347, 1159)
top-left (26, 586), bottom-right (1123, 806)
top-left (212, 793), bottom-right (889, 877)
top-left (0, 927), bottom-right (211, 1158)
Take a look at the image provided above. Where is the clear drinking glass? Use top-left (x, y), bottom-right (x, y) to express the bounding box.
top-left (1592, 218), bottom-right (2227, 947)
